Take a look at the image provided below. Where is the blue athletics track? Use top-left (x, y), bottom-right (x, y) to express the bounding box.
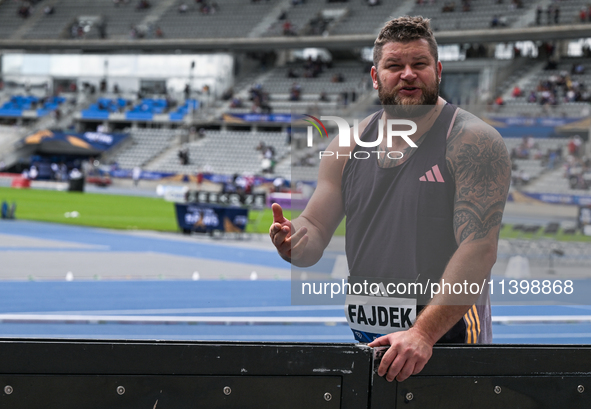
top-left (0, 220), bottom-right (591, 344)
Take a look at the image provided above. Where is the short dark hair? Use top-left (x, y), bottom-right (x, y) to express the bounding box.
top-left (373, 16), bottom-right (438, 69)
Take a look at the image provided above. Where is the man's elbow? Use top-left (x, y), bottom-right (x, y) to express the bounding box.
top-left (477, 241), bottom-right (498, 271)
top-left (460, 239), bottom-right (498, 271)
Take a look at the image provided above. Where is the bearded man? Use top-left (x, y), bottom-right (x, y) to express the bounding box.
top-left (270, 16), bottom-right (511, 383)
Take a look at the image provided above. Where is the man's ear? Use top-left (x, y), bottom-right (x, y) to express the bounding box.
top-left (370, 66), bottom-right (379, 90)
top-left (437, 61), bottom-right (443, 81)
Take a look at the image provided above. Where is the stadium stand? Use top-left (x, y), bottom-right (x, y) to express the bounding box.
top-left (409, 0), bottom-right (538, 31)
top-left (263, 0), bottom-right (403, 37)
top-left (107, 128), bottom-right (177, 170)
top-left (0, 0), bottom-right (588, 189)
top-left (0, 95), bottom-right (66, 118)
top-left (227, 60), bottom-right (371, 115)
top-left (503, 57), bottom-right (591, 109)
top-left (155, 0), bottom-right (280, 39)
top-left (1, 0), bottom-right (571, 41)
top-left (146, 130), bottom-right (289, 176)
top-left (0, 0), bottom-right (32, 39)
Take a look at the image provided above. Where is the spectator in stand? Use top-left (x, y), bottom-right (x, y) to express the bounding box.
top-left (490, 15), bottom-right (499, 27)
top-left (44, 6), bottom-right (55, 15)
top-left (230, 97), bottom-right (243, 108)
top-left (29, 165), bottom-right (38, 180)
top-left (339, 91), bottom-right (349, 106)
top-left (289, 82), bottom-right (301, 101)
top-left (495, 95), bottom-right (505, 105)
top-left (273, 177), bottom-right (285, 192)
top-left (222, 87), bottom-right (234, 100)
top-left (286, 127), bottom-right (292, 145)
top-left (256, 141), bottom-right (266, 153)
top-left (319, 91), bottom-right (329, 102)
top-left (178, 3), bottom-right (188, 13)
top-left (535, 5), bottom-right (542, 25)
top-left (178, 146), bottom-right (190, 165)
top-left (511, 86), bottom-right (522, 98)
top-left (368, 0), bottom-right (380, 6)
top-left (572, 63), bottom-right (585, 75)
top-left (155, 26), bottom-right (164, 37)
top-left (527, 90), bottom-right (537, 103)
top-left (283, 20), bottom-right (296, 36)
top-left (546, 5), bottom-right (552, 25)
top-left (580, 7), bottom-right (587, 23)
top-left (136, 0), bottom-right (151, 10)
top-left (18, 3), bottom-right (32, 18)
top-left (513, 169), bottom-right (530, 186)
top-left (132, 166), bottom-right (141, 186)
top-left (442, 2), bottom-right (455, 12)
top-left (554, 6), bottom-right (560, 24)
top-left (331, 73), bottom-right (345, 83)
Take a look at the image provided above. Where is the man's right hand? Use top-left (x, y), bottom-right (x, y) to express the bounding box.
top-left (269, 203), bottom-right (308, 261)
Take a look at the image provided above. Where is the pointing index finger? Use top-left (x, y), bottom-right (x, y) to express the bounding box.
top-left (271, 203), bottom-right (285, 223)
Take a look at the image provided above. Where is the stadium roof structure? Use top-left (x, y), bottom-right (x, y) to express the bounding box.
top-left (1, 25), bottom-right (591, 53)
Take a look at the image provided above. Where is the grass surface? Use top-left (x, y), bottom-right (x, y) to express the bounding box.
top-left (1, 187), bottom-right (588, 241)
top-left (0, 187), bottom-right (177, 231)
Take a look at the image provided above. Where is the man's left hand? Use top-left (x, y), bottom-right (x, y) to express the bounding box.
top-left (368, 328), bottom-right (435, 382)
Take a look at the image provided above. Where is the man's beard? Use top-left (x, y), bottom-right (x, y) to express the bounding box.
top-left (377, 74), bottom-right (439, 118)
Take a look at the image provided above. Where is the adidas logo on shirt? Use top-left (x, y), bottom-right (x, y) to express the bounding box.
top-left (419, 164), bottom-right (445, 183)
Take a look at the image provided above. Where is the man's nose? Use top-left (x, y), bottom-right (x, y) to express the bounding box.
top-left (400, 65), bottom-right (417, 81)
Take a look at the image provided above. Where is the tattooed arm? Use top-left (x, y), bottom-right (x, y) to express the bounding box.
top-left (409, 109), bottom-right (510, 330)
top-left (406, 110), bottom-right (510, 339)
top-left (369, 109), bottom-right (511, 382)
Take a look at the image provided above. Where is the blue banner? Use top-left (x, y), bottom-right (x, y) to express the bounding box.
top-left (509, 191), bottom-right (591, 206)
top-left (489, 117), bottom-right (580, 127)
top-left (223, 113), bottom-right (291, 123)
top-left (174, 203), bottom-right (248, 233)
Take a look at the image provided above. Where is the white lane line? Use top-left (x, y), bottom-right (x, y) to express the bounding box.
top-left (494, 333), bottom-right (591, 339)
top-left (0, 335), bottom-right (356, 341)
top-left (493, 315), bottom-right (591, 323)
top-left (19, 305), bottom-right (345, 315)
top-left (0, 314), bottom-right (349, 325)
top-left (2, 314), bottom-right (591, 325)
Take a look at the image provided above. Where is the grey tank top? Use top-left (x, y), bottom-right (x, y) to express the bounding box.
top-left (341, 104), bottom-right (492, 343)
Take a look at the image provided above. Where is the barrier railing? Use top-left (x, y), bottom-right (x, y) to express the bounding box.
top-left (0, 339), bottom-right (589, 408)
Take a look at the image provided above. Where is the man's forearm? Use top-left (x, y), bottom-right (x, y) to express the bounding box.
top-left (413, 239), bottom-right (497, 343)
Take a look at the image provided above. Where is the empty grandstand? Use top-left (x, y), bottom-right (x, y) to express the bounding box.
top-left (0, 0), bottom-right (588, 211)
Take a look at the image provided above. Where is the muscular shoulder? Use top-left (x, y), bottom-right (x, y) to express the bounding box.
top-left (444, 109), bottom-right (511, 245)
top-left (445, 108), bottom-right (509, 182)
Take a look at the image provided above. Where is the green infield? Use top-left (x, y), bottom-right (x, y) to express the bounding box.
top-left (0, 187), bottom-right (588, 241)
top-left (0, 187), bottom-right (177, 231)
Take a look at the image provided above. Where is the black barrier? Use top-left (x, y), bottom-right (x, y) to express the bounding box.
top-left (186, 191), bottom-right (266, 208)
top-left (0, 340), bottom-right (590, 408)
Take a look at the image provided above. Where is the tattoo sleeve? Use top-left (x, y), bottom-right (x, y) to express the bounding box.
top-left (446, 111), bottom-right (511, 245)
